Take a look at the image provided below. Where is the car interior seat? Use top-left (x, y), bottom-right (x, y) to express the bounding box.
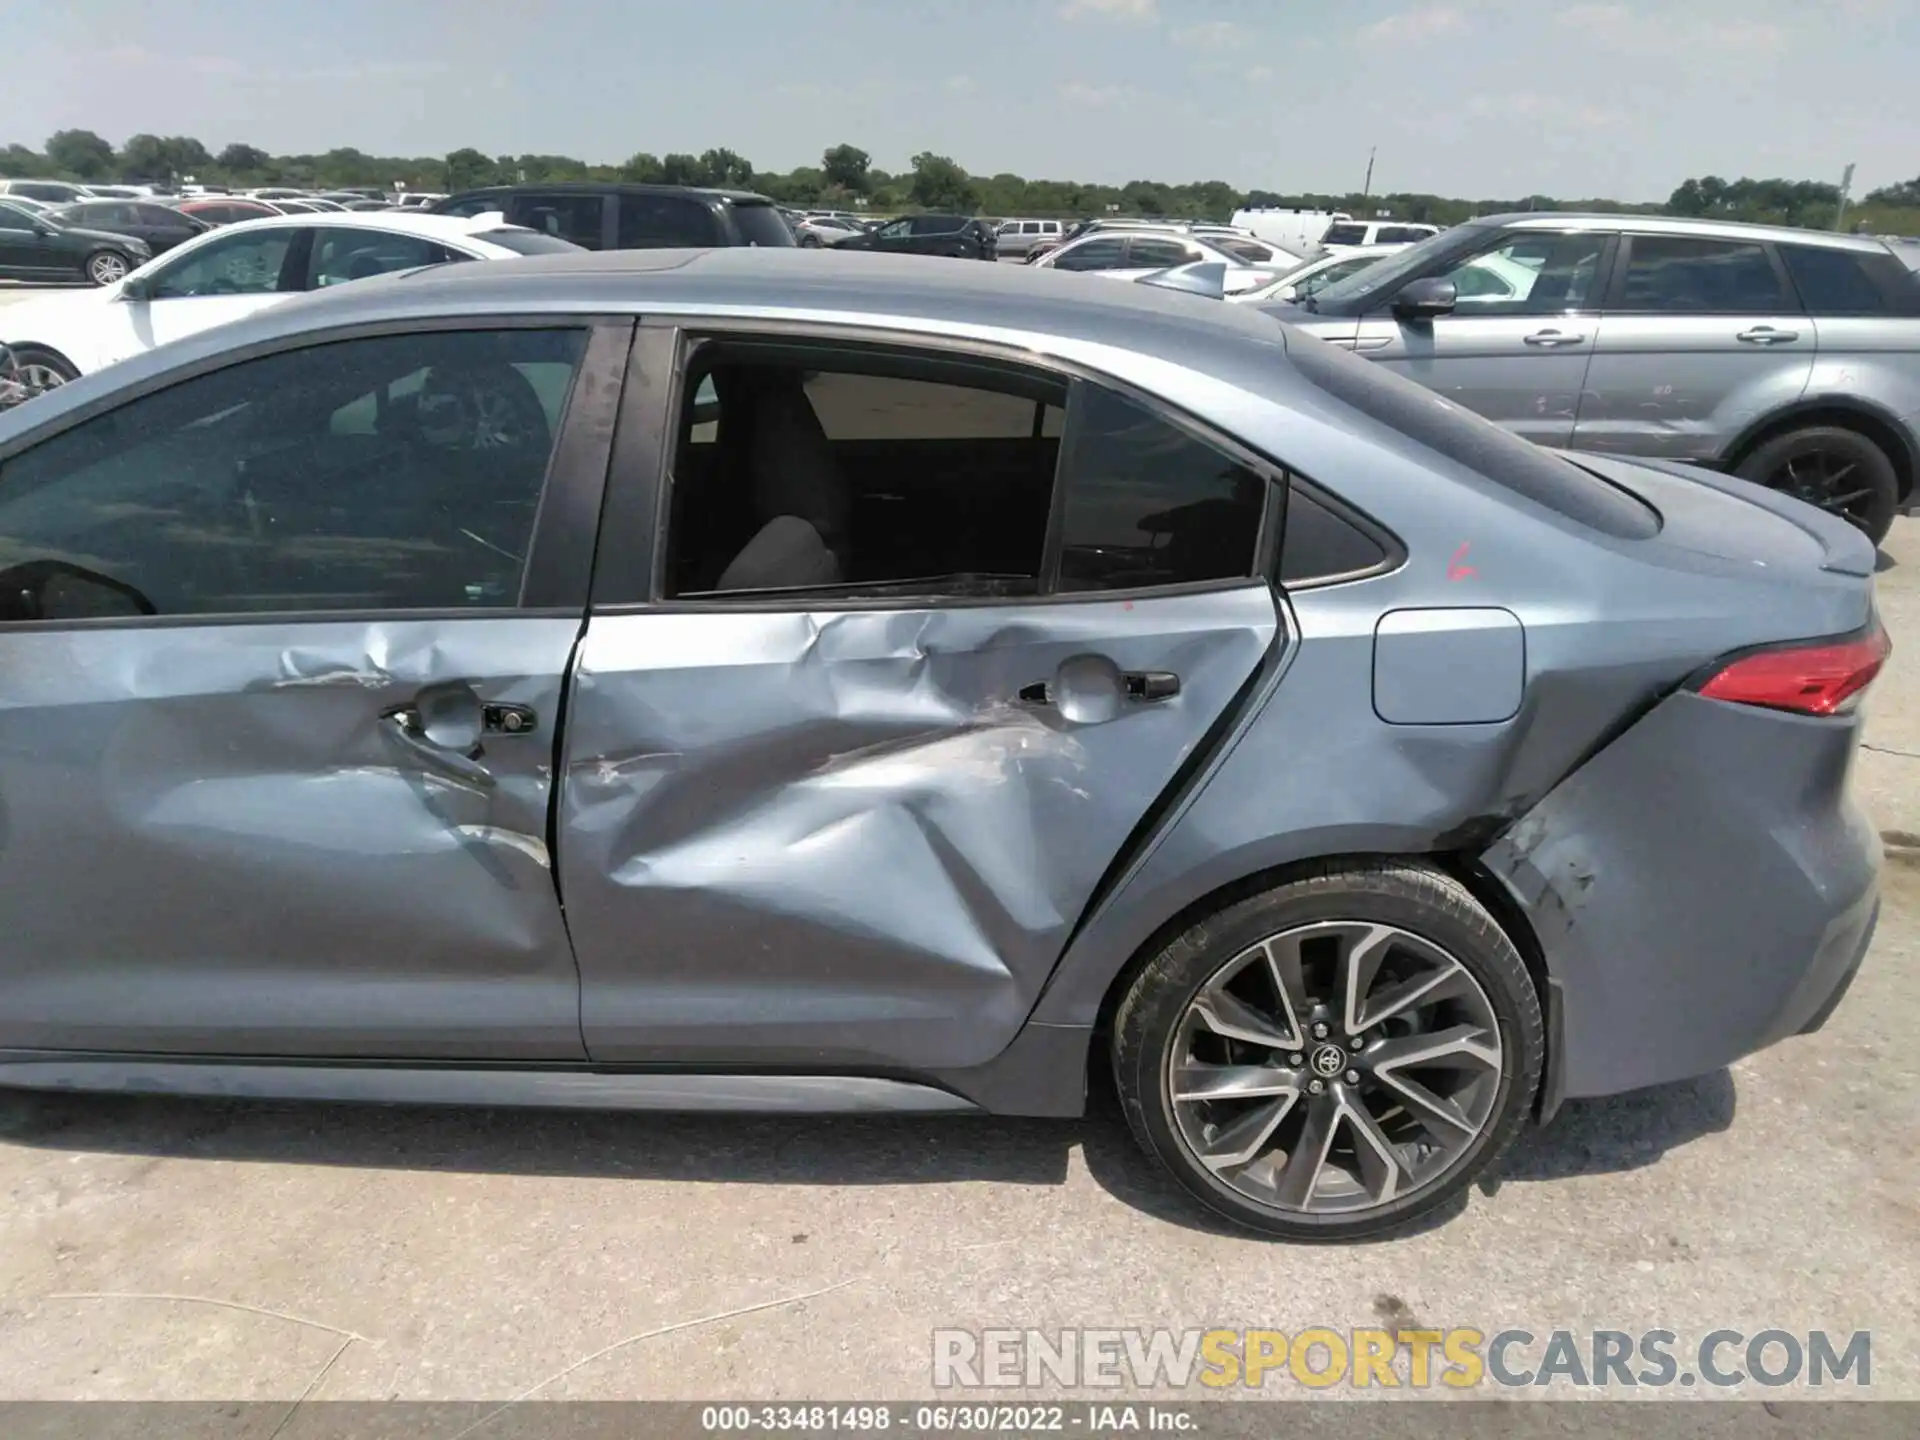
top-left (710, 366), bottom-right (851, 593)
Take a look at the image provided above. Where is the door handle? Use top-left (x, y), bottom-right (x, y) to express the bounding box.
top-left (381, 705), bottom-right (496, 789)
top-left (1736, 327), bottom-right (1800, 344)
top-left (1018, 672), bottom-right (1180, 705)
top-left (1522, 329), bottom-right (1586, 347)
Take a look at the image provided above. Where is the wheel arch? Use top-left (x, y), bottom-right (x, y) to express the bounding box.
top-left (1720, 399), bottom-right (1918, 503)
top-left (4, 340), bottom-right (81, 382)
top-left (1074, 846), bottom-right (1556, 1112)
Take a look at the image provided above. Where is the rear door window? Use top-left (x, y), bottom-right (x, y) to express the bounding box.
top-left (1322, 223), bottom-right (1368, 245)
top-left (307, 229), bottom-right (459, 288)
top-left (1055, 386), bottom-right (1264, 592)
top-left (617, 194), bottom-right (724, 248)
top-left (1053, 237), bottom-right (1129, 272)
top-left (1616, 235), bottom-right (1790, 312)
top-left (1127, 238), bottom-right (1200, 269)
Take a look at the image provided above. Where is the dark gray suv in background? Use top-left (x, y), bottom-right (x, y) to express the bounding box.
top-left (1265, 214), bottom-right (1920, 542)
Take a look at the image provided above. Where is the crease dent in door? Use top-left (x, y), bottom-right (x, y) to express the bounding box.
top-left (561, 589), bottom-right (1277, 1067)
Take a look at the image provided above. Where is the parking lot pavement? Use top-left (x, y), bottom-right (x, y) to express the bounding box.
top-left (0, 532), bottom-right (1915, 1406)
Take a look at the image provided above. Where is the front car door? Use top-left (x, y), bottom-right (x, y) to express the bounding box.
top-left (80, 225), bottom-right (314, 372)
top-left (0, 319), bottom-right (629, 1058)
top-left (1352, 226), bottom-right (1614, 448)
top-left (557, 328), bottom-right (1280, 1070)
top-left (1571, 232), bottom-right (1812, 462)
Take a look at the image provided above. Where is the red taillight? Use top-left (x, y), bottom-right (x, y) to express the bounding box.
top-left (1697, 624), bottom-right (1891, 716)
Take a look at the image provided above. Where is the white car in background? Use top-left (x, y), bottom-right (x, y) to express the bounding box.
top-left (1033, 229), bottom-right (1289, 295)
top-left (1229, 243), bottom-right (1406, 303)
top-left (0, 212), bottom-right (577, 386)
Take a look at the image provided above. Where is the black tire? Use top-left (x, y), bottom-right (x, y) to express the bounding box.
top-left (1112, 860), bottom-right (1543, 1242)
top-left (84, 249), bottom-right (133, 287)
top-left (1735, 425), bottom-right (1900, 545)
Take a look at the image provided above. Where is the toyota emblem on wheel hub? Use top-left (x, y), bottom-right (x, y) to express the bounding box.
top-left (1310, 1044), bottom-right (1348, 1079)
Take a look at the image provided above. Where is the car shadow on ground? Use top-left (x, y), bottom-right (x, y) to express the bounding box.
top-left (0, 1066), bottom-right (1735, 1241)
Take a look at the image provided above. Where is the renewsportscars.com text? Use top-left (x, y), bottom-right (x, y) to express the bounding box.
top-left (931, 1327), bottom-right (1871, 1391)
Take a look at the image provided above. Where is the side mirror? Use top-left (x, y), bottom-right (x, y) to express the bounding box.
top-left (119, 275), bottom-right (151, 302)
top-left (1391, 277), bottom-right (1457, 321)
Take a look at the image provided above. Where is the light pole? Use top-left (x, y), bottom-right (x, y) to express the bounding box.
top-left (1834, 162), bottom-right (1855, 232)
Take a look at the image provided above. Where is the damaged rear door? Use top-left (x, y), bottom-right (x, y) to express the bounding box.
top-left (0, 319), bottom-right (630, 1058)
top-left (558, 330), bottom-right (1281, 1071)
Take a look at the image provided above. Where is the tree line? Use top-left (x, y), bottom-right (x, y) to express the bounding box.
top-left (7, 129), bottom-right (1918, 234)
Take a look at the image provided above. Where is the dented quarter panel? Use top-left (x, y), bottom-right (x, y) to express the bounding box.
top-left (558, 586), bottom-right (1277, 1068)
top-left (1480, 691), bottom-right (1880, 1097)
top-left (0, 616), bottom-right (586, 1058)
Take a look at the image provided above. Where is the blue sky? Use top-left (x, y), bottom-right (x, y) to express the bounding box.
top-left (7, 0), bottom-right (1917, 200)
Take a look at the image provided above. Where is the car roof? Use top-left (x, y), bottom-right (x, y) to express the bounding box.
top-left (445, 182), bottom-right (776, 205)
top-left (1470, 211), bottom-right (1893, 253)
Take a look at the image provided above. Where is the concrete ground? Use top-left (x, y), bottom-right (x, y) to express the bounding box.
top-left (0, 438), bottom-right (1916, 1411)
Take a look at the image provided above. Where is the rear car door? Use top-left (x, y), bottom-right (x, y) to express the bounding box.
top-left (557, 329), bottom-right (1280, 1070)
top-left (615, 193), bottom-right (724, 249)
top-left (1353, 226), bottom-right (1613, 447)
top-left (133, 202), bottom-right (205, 253)
top-left (0, 319), bottom-right (629, 1057)
top-left (1572, 233), bottom-right (1812, 461)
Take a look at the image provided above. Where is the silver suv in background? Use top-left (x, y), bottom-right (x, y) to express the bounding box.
top-left (1264, 214), bottom-right (1920, 541)
top-left (994, 218), bottom-right (1065, 259)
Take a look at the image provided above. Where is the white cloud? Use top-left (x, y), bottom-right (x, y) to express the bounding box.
top-left (1059, 80), bottom-right (1129, 106)
top-left (1554, 3), bottom-right (1787, 53)
top-left (1059, 0), bottom-right (1157, 22)
top-left (1173, 20), bottom-right (1241, 48)
top-left (1356, 5), bottom-right (1469, 43)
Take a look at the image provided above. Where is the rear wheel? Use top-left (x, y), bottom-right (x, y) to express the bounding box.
top-left (85, 250), bottom-right (132, 286)
top-left (1736, 425), bottom-right (1900, 544)
top-left (1112, 861), bottom-right (1542, 1241)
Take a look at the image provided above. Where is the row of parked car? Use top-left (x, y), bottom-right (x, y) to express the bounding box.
top-left (5, 177), bottom-right (1918, 543)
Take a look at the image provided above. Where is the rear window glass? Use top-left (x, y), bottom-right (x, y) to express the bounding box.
top-left (730, 202), bottom-right (797, 247)
top-left (1322, 223), bottom-right (1367, 245)
top-left (474, 228), bottom-right (582, 256)
top-left (1285, 334), bottom-right (1659, 539)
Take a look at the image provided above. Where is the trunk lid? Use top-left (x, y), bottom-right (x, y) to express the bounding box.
top-left (1573, 453), bottom-right (1877, 579)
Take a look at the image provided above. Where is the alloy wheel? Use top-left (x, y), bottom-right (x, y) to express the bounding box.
top-left (1165, 920), bottom-right (1504, 1217)
top-left (13, 363), bottom-right (68, 393)
top-left (1769, 446), bottom-right (1882, 534)
top-left (88, 252), bottom-right (129, 285)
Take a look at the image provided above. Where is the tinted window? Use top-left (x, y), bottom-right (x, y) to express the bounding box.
top-left (148, 229), bottom-right (298, 298)
top-left (472, 227), bottom-right (581, 256)
top-left (729, 201), bottom-right (796, 247)
top-left (665, 354), bottom-right (1064, 599)
top-left (0, 328), bottom-right (585, 619)
top-left (438, 194), bottom-right (505, 218)
top-left (1286, 333), bottom-right (1659, 540)
top-left (1057, 386), bottom-right (1263, 592)
top-left (1224, 241), bottom-right (1275, 263)
top-left (1322, 223), bottom-right (1368, 245)
top-left (617, 193), bottom-right (723, 248)
top-left (1129, 238), bottom-right (1200, 268)
top-left (510, 193), bottom-right (606, 249)
top-left (0, 203), bottom-right (36, 232)
top-left (1053, 237), bottom-right (1130, 272)
top-left (135, 203), bottom-right (191, 225)
top-left (1781, 245), bottom-right (1920, 316)
top-left (1441, 231), bottom-right (1607, 313)
top-left (308, 229), bottom-right (458, 287)
top-left (1619, 236), bottom-right (1788, 312)
top-left (1279, 485), bottom-right (1391, 586)
top-left (1376, 226), bottom-right (1432, 244)
top-left (910, 215), bottom-right (964, 235)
